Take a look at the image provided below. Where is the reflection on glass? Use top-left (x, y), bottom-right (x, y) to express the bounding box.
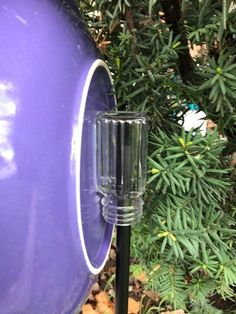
top-left (0, 81), bottom-right (17, 179)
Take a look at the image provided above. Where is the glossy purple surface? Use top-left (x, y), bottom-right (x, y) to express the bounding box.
top-left (0, 1), bottom-right (115, 313)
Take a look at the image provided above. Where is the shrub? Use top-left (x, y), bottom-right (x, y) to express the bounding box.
top-left (77, 0), bottom-right (236, 312)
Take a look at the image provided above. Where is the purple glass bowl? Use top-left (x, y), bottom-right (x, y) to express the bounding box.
top-left (0, 1), bottom-right (115, 313)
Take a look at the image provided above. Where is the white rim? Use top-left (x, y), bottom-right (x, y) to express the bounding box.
top-left (75, 59), bottom-right (114, 274)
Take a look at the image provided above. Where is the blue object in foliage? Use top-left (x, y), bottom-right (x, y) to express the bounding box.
top-left (188, 103), bottom-right (199, 111)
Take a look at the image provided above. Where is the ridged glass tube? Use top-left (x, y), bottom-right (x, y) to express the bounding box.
top-left (96, 111), bottom-right (148, 226)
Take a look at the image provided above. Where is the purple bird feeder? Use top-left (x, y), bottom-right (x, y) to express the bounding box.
top-left (0, 1), bottom-right (115, 313)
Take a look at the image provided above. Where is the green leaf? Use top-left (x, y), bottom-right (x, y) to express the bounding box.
top-left (148, 157), bottom-right (164, 170)
top-left (219, 78), bottom-right (226, 95)
top-left (147, 173), bottom-right (160, 184)
top-left (165, 153), bottom-right (185, 160)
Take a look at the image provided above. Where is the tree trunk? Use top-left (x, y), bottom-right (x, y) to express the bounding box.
top-left (160, 0), bottom-right (194, 81)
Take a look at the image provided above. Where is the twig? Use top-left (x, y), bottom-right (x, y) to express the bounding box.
top-left (124, 5), bottom-right (137, 51)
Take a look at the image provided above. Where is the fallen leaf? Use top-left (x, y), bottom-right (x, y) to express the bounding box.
top-left (230, 152), bottom-right (236, 167)
top-left (161, 310), bottom-right (185, 314)
top-left (207, 119), bottom-right (216, 131)
top-left (135, 272), bottom-right (148, 283)
top-left (134, 281), bottom-right (141, 290)
top-left (87, 291), bottom-right (95, 302)
top-left (128, 297), bottom-right (141, 314)
top-left (108, 288), bottom-right (115, 299)
top-left (95, 292), bottom-right (111, 304)
top-left (92, 282), bottom-right (100, 293)
top-left (100, 272), bottom-right (108, 281)
top-left (81, 304), bottom-right (99, 314)
top-left (107, 266), bottom-right (116, 274)
top-left (189, 44), bottom-right (207, 59)
top-left (96, 303), bottom-right (114, 314)
top-left (129, 286), bottom-right (134, 292)
top-left (95, 292), bottom-right (114, 314)
top-left (145, 290), bottom-right (160, 302)
top-left (109, 248), bottom-right (116, 260)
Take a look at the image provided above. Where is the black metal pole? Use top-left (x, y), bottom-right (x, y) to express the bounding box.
top-left (96, 111), bottom-right (148, 314)
top-left (115, 120), bottom-right (131, 314)
top-left (115, 225), bottom-right (131, 314)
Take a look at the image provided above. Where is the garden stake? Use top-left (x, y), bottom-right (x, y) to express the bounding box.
top-left (96, 111), bottom-right (148, 314)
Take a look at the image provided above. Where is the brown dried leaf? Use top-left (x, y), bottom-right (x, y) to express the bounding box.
top-left (96, 303), bottom-right (114, 314)
top-left (145, 290), bottom-right (160, 302)
top-left (189, 44), bottom-right (207, 59)
top-left (100, 272), bottom-right (107, 281)
top-left (207, 119), bottom-right (217, 131)
top-left (107, 266), bottom-right (116, 274)
top-left (95, 291), bottom-right (111, 304)
top-left (95, 292), bottom-right (114, 314)
top-left (134, 272), bottom-right (148, 283)
top-left (230, 152), bottom-right (236, 167)
top-left (109, 248), bottom-right (116, 260)
top-left (128, 297), bottom-right (141, 314)
top-left (81, 304), bottom-right (99, 314)
top-left (161, 310), bottom-right (185, 314)
top-left (108, 288), bottom-right (115, 298)
top-left (92, 282), bottom-right (100, 293)
top-left (87, 291), bottom-right (95, 302)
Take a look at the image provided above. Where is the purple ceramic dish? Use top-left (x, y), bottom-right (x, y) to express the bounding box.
top-left (0, 1), bottom-right (115, 313)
